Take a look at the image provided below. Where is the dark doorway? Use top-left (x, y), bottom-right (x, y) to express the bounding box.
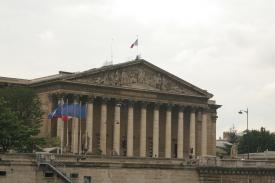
top-left (174, 144), bottom-right (177, 158)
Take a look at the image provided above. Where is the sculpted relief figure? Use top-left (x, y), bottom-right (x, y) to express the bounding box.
top-left (75, 66), bottom-right (188, 94)
top-left (137, 69), bottom-right (145, 84)
top-left (113, 70), bottom-right (121, 86)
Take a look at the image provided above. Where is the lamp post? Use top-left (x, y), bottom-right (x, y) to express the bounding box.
top-left (238, 108), bottom-right (249, 159)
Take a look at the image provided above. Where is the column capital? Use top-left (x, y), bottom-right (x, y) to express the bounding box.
top-left (166, 103), bottom-right (173, 110)
top-left (202, 107), bottom-right (210, 113)
top-left (127, 100), bottom-right (135, 107)
top-left (153, 103), bottom-right (161, 110)
top-left (140, 101), bottom-right (148, 108)
top-left (211, 113), bottom-right (218, 120)
top-left (178, 105), bottom-right (185, 112)
top-left (115, 101), bottom-right (122, 107)
top-left (101, 97), bottom-right (109, 104)
top-left (73, 95), bottom-right (80, 103)
top-left (190, 106), bottom-right (199, 113)
top-left (56, 92), bottom-right (66, 100)
top-left (87, 95), bottom-right (95, 103)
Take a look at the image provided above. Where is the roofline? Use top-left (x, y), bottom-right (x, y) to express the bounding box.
top-left (57, 59), bottom-right (213, 98)
top-left (0, 76), bottom-right (29, 85)
top-left (2, 59), bottom-right (214, 99)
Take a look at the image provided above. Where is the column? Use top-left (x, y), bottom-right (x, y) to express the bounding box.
top-left (113, 101), bottom-right (121, 155)
top-left (47, 94), bottom-right (53, 137)
top-left (100, 99), bottom-right (107, 155)
top-left (189, 109), bottom-right (196, 157)
top-left (140, 102), bottom-right (147, 157)
top-left (201, 110), bottom-right (208, 156)
top-left (153, 104), bottom-right (159, 158)
top-left (86, 96), bottom-right (94, 153)
top-left (41, 93), bottom-right (52, 137)
top-left (56, 97), bottom-right (64, 153)
top-left (127, 101), bottom-right (134, 157)
top-left (165, 105), bottom-right (172, 158)
top-left (72, 97), bottom-right (79, 154)
top-left (177, 107), bottom-right (184, 159)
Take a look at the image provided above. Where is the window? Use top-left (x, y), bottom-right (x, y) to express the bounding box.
top-left (44, 171), bottom-right (54, 177)
top-left (84, 176), bottom-right (92, 183)
top-left (70, 173), bottom-right (79, 179)
top-left (0, 171), bottom-right (6, 176)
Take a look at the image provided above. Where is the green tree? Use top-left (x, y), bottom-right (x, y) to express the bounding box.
top-left (0, 87), bottom-right (44, 152)
top-left (238, 127), bottom-right (275, 154)
top-left (0, 98), bottom-right (22, 151)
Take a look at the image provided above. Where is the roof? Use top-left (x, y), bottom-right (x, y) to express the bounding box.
top-left (0, 59), bottom-right (214, 98)
top-left (0, 76), bottom-right (29, 85)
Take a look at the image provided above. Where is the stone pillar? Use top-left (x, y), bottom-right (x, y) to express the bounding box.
top-left (177, 107), bottom-right (184, 159)
top-left (140, 102), bottom-right (147, 157)
top-left (127, 101), bottom-right (134, 157)
top-left (86, 96), bottom-right (94, 153)
top-left (38, 93), bottom-right (53, 137)
top-left (212, 115), bottom-right (217, 155)
top-left (72, 97), bottom-right (79, 154)
top-left (189, 109), bottom-right (196, 156)
top-left (113, 101), bottom-right (121, 155)
top-left (201, 110), bottom-right (208, 156)
top-left (165, 105), bottom-right (172, 158)
top-left (100, 99), bottom-right (107, 155)
top-left (153, 104), bottom-right (159, 158)
top-left (56, 97), bottom-right (64, 153)
top-left (47, 94), bottom-right (53, 137)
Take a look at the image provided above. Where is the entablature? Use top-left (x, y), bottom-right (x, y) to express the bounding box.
top-left (34, 80), bottom-right (210, 108)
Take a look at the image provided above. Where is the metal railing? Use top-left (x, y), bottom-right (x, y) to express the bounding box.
top-left (198, 156), bottom-right (275, 168)
top-left (36, 152), bottom-right (73, 183)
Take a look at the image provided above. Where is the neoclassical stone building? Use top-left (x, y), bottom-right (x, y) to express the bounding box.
top-left (0, 59), bottom-right (220, 159)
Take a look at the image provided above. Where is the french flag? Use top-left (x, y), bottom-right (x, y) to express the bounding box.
top-left (130, 39), bottom-right (138, 48)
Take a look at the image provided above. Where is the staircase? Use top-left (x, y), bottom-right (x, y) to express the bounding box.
top-left (36, 153), bottom-right (73, 183)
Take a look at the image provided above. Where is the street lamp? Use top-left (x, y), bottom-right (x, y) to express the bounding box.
top-left (238, 107), bottom-right (249, 159)
top-left (238, 108), bottom-right (248, 131)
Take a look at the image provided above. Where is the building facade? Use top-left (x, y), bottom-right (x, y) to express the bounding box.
top-left (0, 59), bottom-right (220, 159)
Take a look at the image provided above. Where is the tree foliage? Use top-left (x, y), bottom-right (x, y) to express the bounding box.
top-left (223, 127), bottom-right (239, 155)
top-left (238, 127), bottom-right (275, 154)
top-left (0, 87), bottom-right (43, 152)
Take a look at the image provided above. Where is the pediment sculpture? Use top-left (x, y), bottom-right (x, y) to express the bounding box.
top-left (71, 65), bottom-right (202, 96)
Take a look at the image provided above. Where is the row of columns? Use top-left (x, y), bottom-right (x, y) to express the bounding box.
top-left (56, 96), bottom-right (209, 158)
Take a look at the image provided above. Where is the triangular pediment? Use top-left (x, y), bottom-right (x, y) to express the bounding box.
top-left (65, 60), bottom-right (212, 97)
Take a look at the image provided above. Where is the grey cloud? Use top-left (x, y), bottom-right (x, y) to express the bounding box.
top-left (1, 0), bottom-right (275, 137)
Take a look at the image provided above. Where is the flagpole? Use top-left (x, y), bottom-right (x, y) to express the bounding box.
top-left (111, 38), bottom-right (114, 64)
top-left (66, 98), bottom-right (69, 151)
top-left (73, 100), bottom-right (76, 154)
top-left (136, 35), bottom-right (139, 58)
top-left (60, 98), bottom-right (63, 155)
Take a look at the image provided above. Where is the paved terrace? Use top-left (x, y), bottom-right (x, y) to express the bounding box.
top-left (1, 153), bottom-right (275, 168)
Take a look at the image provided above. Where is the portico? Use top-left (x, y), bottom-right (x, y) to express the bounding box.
top-left (34, 59), bottom-right (220, 158)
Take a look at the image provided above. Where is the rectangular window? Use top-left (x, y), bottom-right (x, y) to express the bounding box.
top-left (70, 173), bottom-right (79, 179)
top-left (44, 171), bottom-right (54, 177)
top-left (84, 176), bottom-right (92, 183)
top-left (0, 171), bottom-right (7, 176)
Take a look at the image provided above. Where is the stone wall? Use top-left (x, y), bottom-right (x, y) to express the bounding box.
top-left (0, 154), bottom-right (200, 183)
top-left (2, 154), bottom-right (275, 183)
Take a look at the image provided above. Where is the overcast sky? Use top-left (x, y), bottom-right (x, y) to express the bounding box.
top-left (1, 0), bottom-right (275, 138)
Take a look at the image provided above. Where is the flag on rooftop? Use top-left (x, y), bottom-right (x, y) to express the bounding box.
top-left (130, 39), bottom-right (138, 48)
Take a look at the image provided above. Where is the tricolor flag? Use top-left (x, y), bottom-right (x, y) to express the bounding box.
top-left (48, 103), bottom-right (87, 120)
top-left (130, 39), bottom-right (138, 48)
